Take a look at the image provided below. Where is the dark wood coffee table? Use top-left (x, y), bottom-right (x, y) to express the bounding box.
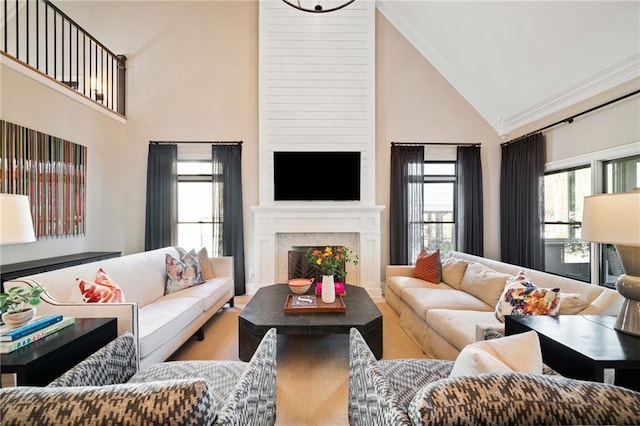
top-left (505, 315), bottom-right (640, 391)
top-left (238, 283), bottom-right (382, 361)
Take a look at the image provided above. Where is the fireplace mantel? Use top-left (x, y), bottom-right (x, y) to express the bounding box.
top-left (251, 205), bottom-right (384, 298)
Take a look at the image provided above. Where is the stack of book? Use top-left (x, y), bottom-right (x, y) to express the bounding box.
top-left (0, 314), bottom-right (75, 354)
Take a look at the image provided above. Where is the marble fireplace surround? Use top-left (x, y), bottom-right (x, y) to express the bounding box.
top-left (278, 232), bottom-right (360, 284)
top-left (251, 205), bottom-right (384, 298)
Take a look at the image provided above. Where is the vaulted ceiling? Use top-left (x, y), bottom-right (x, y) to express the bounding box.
top-left (55, 1), bottom-right (640, 138)
top-left (376, 1), bottom-right (640, 137)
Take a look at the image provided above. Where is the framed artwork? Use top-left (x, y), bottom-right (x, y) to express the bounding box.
top-left (0, 120), bottom-right (86, 238)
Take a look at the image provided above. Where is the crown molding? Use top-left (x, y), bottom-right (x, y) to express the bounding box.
top-left (503, 53), bottom-right (640, 135)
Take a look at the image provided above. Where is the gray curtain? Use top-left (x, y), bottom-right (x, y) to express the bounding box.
top-left (457, 145), bottom-right (484, 256)
top-left (390, 145), bottom-right (424, 265)
top-left (500, 133), bottom-right (545, 269)
top-left (212, 144), bottom-right (245, 295)
top-left (145, 143), bottom-right (177, 251)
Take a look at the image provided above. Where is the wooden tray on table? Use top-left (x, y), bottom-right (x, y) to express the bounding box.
top-left (284, 294), bottom-right (346, 313)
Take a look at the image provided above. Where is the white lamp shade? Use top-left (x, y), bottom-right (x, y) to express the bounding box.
top-left (581, 189), bottom-right (640, 247)
top-left (0, 194), bottom-right (36, 244)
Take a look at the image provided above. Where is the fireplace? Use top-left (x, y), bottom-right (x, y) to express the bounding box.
top-left (288, 247), bottom-right (314, 280)
top-left (251, 205), bottom-right (384, 298)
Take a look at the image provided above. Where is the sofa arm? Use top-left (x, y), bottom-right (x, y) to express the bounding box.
top-left (408, 372), bottom-right (640, 425)
top-left (349, 328), bottom-right (411, 426)
top-left (6, 279), bottom-right (138, 339)
top-left (386, 265), bottom-right (415, 280)
top-left (48, 332), bottom-right (137, 387)
top-left (0, 380), bottom-right (215, 426)
top-left (210, 256), bottom-right (234, 279)
top-left (216, 327), bottom-right (277, 426)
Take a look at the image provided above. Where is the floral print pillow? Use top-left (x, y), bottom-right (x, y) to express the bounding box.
top-left (495, 270), bottom-right (560, 322)
top-left (165, 252), bottom-right (202, 295)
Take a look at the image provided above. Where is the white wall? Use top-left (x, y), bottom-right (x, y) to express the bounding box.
top-left (0, 59), bottom-right (127, 264)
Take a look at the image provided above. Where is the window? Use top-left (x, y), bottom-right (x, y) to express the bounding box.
top-left (176, 161), bottom-right (222, 256)
top-left (543, 166), bottom-right (592, 281)
top-left (600, 154), bottom-right (640, 288)
top-left (423, 162), bottom-right (456, 254)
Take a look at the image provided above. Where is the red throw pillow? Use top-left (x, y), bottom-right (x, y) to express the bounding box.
top-left (413, 249), bottom-right (440, 283)
top-left (77, 268), bottom-right (125, 303)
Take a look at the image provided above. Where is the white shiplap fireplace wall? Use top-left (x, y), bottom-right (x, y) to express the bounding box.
top-left (252, 0), bottom-right (383, 298)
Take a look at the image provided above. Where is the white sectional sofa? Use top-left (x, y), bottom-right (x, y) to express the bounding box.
top-left (385, 251), bottom-right (623, 360)
top-left (4, 247), bottom-right (234, 369)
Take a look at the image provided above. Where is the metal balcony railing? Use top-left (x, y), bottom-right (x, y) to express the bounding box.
top-left (1, 0), bottom-right (126, 115)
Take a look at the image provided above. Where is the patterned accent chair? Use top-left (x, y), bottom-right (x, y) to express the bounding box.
top-left (0, 328), bottom-right (277, 426)
top-left (348, 328), bottom-right (640, 426)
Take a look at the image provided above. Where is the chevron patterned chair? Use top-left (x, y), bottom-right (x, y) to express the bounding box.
top-left (0, 328), bottom-right (277, 426)
top-left (348, 327), bottom-right (640, 426)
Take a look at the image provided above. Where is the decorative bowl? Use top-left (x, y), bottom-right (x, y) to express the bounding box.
top-left (287, 278), bottom-right (314, 295)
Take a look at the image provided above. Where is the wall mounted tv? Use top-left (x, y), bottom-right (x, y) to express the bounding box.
top-left (274, 151), bottom-right (361, 201)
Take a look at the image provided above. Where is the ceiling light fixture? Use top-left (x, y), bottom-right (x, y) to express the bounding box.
top-left (282, 0), bottom-right (355, 13)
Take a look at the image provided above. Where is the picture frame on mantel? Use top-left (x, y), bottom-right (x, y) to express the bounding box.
top-left (0, 120), bottom-right (87, 238)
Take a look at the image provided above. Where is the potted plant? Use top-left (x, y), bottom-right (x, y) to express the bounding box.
top-left (0, 285), bottom-right (46, 327)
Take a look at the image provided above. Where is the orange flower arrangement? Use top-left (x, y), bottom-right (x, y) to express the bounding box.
top-left (305, 246), bottom-right (358, 282)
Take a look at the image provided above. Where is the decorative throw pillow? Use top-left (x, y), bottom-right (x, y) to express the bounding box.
top-left (413, 249), bottom-right (440, 283)
top-left (165, 254), bottom-right (198, 295)
top-left (197, 247), bottom-right (215, 280)
top-left (440, 256), bottom-right (468, 289)
top-left (77, 268), bottom-right (126, 303)
top-left (174, 247), bottom-right (205, 285)
top-left (449, 330), bottom-right (543, 377)
top-left (495, 270), bottom-right (561, 322)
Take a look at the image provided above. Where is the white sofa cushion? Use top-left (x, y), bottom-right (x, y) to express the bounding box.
top-left (558, 293), bottom-right (589, 314)
top-left (426, 309), bottom-right (501, 353)
top-left (138, 297), bottom-right (203, 358)
top-left (163, 278), bottom-right (233, 311)
top-left (460, 262), bottom-right (512, 307)
top-left (401, 288), bottom-right (492, 320)
top-left (441, 256), bottom-right (469, 289)
top-left (386, 276), bottom-right (451, 297)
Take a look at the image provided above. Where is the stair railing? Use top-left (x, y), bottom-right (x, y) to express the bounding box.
top-left (2, 0), bottom-right (126, 115)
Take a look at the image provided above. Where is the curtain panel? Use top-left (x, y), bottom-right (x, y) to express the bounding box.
top-left (390, 145), bottom-right (424, 265)
top-left (456, 145), bottom-right (484, 256)
top-left (500, 133), bottom-right (546, 269)
top-left (144, 144), bottom-right (177, 251)
top-left (212, 144), bottom-right (246, 295)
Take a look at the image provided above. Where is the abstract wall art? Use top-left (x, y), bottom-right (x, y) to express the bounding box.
top-left (0, 120), bottom-right (86, 238)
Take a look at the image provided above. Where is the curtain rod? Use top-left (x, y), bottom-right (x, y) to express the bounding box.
top-left (391, 142), bottom-right (481, 147)
top-left (149, 141), bottom-right (242, 145)
top-left (501, 89), bottom-right (640, 147)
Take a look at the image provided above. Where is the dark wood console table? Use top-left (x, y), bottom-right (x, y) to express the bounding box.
top-left (1, 317), bottom-right (117, 386)
top-left (505, 315), bottom-right (640, 391)
top-left (0, 251), bottom-right (121, 291)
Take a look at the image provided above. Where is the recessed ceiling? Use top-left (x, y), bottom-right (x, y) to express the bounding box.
top-left (376, 0), bottom-right (640, 137)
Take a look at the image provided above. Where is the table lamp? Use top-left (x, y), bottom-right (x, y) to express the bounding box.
top-left (0, 194), bottom-right (36, 244)
top-left (582, 188), bottom-right (640, 337)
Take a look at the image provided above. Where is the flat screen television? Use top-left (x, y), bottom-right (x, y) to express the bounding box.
top-left (274, 151), bottom-right (361, 201)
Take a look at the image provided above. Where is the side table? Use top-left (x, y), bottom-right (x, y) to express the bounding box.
top-left (1, 317), bottom-right (117, 386)
top-left (505, 315), bottom-right (640, 391)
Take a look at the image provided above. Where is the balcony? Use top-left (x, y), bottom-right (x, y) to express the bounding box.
top-left (1, 0), bottom-right (126, 115)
